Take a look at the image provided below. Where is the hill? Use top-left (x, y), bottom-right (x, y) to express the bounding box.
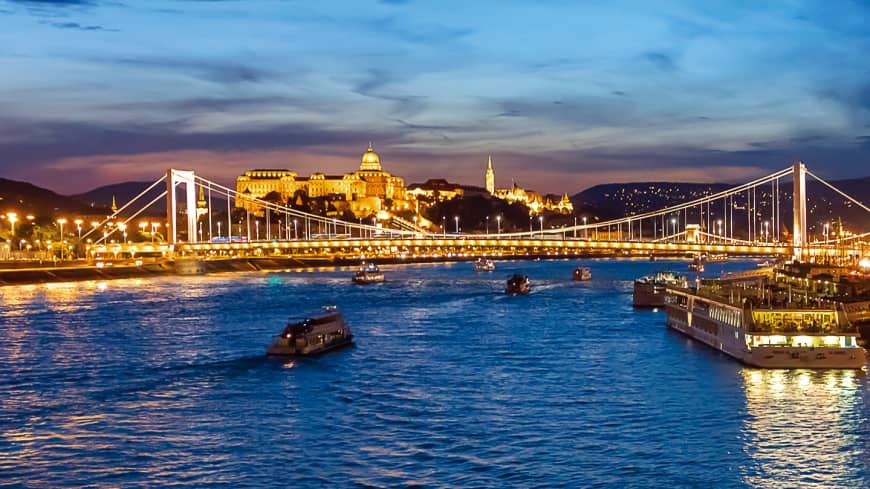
top-left (73, 181), bottom-right (229, 216)
top-left (0, 178), bottom-right (100, 216)
top-left (571, 176), bottom-right (870, 233)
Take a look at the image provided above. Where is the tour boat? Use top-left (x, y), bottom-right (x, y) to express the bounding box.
top-left (688, 256), bottom-right (705, 273)
top-left (573, 267), bottom-right (592, 281)
top-left (267, 307), bottom-right (353, 356)
top-left (474, 258), bottom-right (496, 272)
top-left (352, 262), bottom-right (385, 284)
top-left (633, 272), bottom-right (687, 307)
top-left (664, 271), bottom-right (868, 368)
top-left (505, 274), bottom-right (531, 295)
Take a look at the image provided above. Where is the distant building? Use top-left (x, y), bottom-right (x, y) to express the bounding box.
top-left (236, 143), bottom-right (407, 217)
top-left (406, 179), bottom-right (465, 202)
top-left (486, 157), bottom-right (573, 215)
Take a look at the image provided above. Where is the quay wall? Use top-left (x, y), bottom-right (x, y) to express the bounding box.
top-left (0, 249), bottom-right (635, 287)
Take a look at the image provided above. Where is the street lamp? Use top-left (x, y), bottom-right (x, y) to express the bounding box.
top-left (255, 220), bottom-right (260, 241)
top-left (717, 219), bottom-right (722, 242)
top-left (670, 218), bottom-right (676, 239)
top-left (454, 215), bottom-right (459, 234)
top-left (293, 219), bottom-right (298, 240)
top-left (583, 216), bottom-right (587, 239)
top-left (824, 222), bottom-right (830, 244)
top-left (497, 215), bottom-right (501, 235)
top-left (56, 218), bottom-right (67, 259)
top-left (764, 221), bottom-right (769, 242)
top-left (539, 216), bottom-right (543, 237)
top-left (6, 213), bottom-right (17, 238)
top-left (119, 222), bottom-right (127, 243)
top-left (217, 221), bottom-right (222, 238)
top-left (486, 215), bottom-right (490, 235)
top-left (442, 216), bottom-right (446, 237)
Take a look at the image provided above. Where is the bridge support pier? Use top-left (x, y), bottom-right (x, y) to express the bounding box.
top-left (166, 169), bottom-right (198, 246)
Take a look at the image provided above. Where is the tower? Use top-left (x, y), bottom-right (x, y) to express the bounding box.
top-left (792, 160), bottom-right (807, 259)
top-left (196, 184), bottom-right (208, 218)
top-left (485, 155), bottom-right (495, 194)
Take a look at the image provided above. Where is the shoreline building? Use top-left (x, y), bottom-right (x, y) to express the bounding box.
top-left (236, 144), bottom-right (407, 217)
top-left (485, 157), bottom-right (573, 215)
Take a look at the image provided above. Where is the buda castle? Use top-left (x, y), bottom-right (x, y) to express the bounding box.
top-left (236, 143), bottom-right (407, 217)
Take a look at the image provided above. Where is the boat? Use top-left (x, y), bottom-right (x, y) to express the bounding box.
top-left (663, 267), bottom-right (868, 368)
top-left (505, 274), bottom-right (531, 295)
top-left (474, 258), bottom-right (496, 272)
top-left (573, 267), bottom-right (592, 281)
top-left (352, 262), bottom-right (385, 284)
top-left (705, 253), bottom-right (728, 262)
top-left (267, 307), bottom-right (353, 356)
top-left (688, 256), bottom-right (705, 273)
top-left (633, 272), bottom-right (687, 307)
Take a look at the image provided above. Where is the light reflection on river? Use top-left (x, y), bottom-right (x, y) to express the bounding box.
top-left (0, 258), bottom-right (868, 488)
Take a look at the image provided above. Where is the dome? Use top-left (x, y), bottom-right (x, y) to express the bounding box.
top-left (360, 142), bottom-right (382, 171)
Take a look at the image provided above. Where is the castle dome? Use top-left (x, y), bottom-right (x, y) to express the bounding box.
top-left (360, 142), bottom-right (382, 171)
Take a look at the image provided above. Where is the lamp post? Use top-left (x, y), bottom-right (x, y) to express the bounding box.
top-left (583, 216), bottom-right (587, 239)
top-left (454, 216), bottom-right (459, 234)
top-left (539, 216), bottom-right (543, 237)
top-left (497, 215), bottom-right (501, 235)
top-left (824, 222), bottom-right (830, 244)
top-left (486, 216), bottom-right (489, 235)
top-left (151, 222), bottom-right (159, 243)
top-left (255, 220), bottom-right (260, 241)
top-left (764, 221), bottom-right (769, 243)
top-left (56, 218), bottom-right (67, 259)
top-left (119, 222), bottom-right (127, 243)
top-left (717, 219), bottom-right (722, 243)
top-left (529, 216), bottom-right (532, 236)
top-left (293, 219), bottom-right (298, 240)
top-left (217, 221), bottom-right (222, 238)
top-left (441, 216), bottom-right (445, 238)
top-left (670, 218), bottom-right (676, 240)
top-left (6, 213), bottom-right (17, 239)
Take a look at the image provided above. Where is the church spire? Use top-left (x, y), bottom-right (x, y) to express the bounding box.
top-left (485, 155), bottom-right (495, 195)
top-left (111, 195), bottom-right (117, 213)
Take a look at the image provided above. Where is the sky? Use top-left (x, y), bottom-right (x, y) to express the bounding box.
top-left (1, 0), bottom-right (869, 195)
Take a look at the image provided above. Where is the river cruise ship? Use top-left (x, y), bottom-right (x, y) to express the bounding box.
top-left (664, 266), bottom-right (868, 368)
top-left (352, 262), bottom-right (385, 284)
top-left (474, 258), bottom-right (496, 272)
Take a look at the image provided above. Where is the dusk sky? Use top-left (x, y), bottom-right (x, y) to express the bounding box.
top-left (1, 0), bottom-right (869, 194)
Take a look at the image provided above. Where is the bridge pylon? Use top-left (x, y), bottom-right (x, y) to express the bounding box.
top-left (166, 169), bottom-right (198, 245)
top-left (792, 161), bottom-right (807, 258)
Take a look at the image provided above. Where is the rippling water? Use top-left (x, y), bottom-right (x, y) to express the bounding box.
top-left (1, 258), bottom-right (868, 488)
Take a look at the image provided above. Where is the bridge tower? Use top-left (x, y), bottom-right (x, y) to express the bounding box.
top-left (792, 161), bottom-right (807, 257)
top-left (166, 169), bottom-right (198, 245)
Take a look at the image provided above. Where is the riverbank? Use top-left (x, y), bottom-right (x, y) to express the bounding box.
top-left (0, 250), bottom-right (660, 286)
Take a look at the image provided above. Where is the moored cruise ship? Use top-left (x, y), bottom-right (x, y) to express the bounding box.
top-left (664, 268), bottom-right (868, 368)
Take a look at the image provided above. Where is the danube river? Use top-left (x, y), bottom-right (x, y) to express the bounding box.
top-left (1, 259), bottom-right (868, 488)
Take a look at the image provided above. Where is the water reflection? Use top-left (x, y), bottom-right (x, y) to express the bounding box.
top-left (739, 369), bottom-right (868, 488)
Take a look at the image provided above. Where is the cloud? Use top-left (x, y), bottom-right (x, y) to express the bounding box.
top-left (105, 57), bottom-right (273, 85)
top-left (7, 0), bottom-right (94, 4)
top-left (49, 21), bottom-right (116, 31)
top-left (642, 51), bottom-right (678, 72)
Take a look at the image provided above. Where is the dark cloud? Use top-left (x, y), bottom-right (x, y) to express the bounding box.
top-left (493, 96), bottom-right (635, 127)
top-left (643, 51), bottom-right (678, 72)
top-left (106, 57), bottom-right (273, 84)
top-left (49, 21), bottom-right (115, 31)
top-left (7, 0), bottom-right (94, 4)
top-left (352, 68), bottom-right (427, 116)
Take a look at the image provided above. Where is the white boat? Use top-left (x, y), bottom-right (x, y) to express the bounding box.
top-left (573, 267), bottom-right (592, 281)
top-left (473, 258), bottom-right (496, 272)
top-left (352, 262), bottom-right (385, 284)
top-left (664, 275), bottom-right (867, 368)
top-left (267, 307), bottom-right (353, 356)
top-left (633, 272), bottom-right (687, 307)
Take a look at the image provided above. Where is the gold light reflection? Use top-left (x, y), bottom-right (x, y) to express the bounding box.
top-left (739, 369), bottom-right (865, 488)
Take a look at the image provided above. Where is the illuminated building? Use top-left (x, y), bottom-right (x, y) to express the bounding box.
top-left (487, 157), bottom-right (573, 215)
top-left (236, 143), bottom-right (407, 217)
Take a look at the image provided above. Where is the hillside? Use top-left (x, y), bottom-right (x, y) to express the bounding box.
top-left (74, 181), bottom-right (228, 216)
top-left (0, 178), bottom-right (100, 216)
top-left (571, 176), bottom-right (870, 233)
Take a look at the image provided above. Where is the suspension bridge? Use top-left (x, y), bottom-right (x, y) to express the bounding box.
top-left (84, 162), bottom-right (870, 261)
